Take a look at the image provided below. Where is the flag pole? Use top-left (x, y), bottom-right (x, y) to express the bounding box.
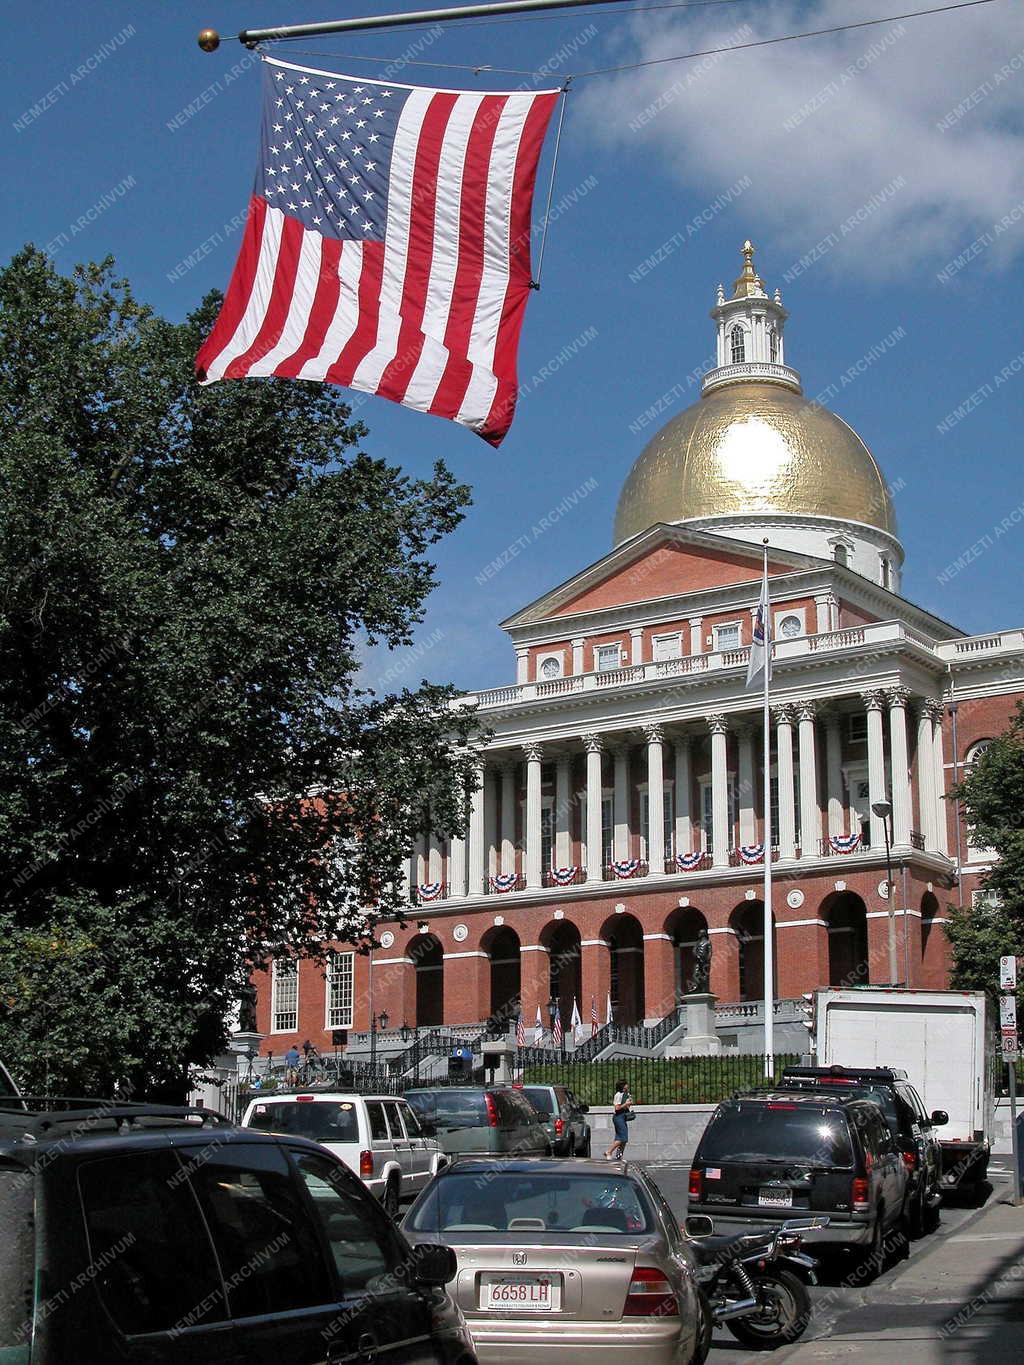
top-left (761, 539), bottom-right (775, 1079)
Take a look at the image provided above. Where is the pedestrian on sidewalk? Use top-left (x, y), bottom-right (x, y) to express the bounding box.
top-left (284, 1043), bottom-right (300, 1084)
top-left (605, 1078), bottom-right (633, 1160)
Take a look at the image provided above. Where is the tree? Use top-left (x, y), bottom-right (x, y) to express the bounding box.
top-left (0, 247), bottom-right (476, 1096)
top-left (946, 702), bottom-right (1024, 1001)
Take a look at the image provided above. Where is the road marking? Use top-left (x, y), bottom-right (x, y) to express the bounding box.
top-left (948, 1232), bottom-right (1024, 1242)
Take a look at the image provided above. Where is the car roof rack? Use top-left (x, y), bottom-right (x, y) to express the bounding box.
top-left (0, 1097), bottom-right (234, 1141)
top-left (782, 1065), bottom-right (908, 1083)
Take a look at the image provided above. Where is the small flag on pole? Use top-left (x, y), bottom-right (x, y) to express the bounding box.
top-left (606, 992), bottom-right (613, 1027)
top-left (746, 557), bottom-right (772, 688)
top-left (195, 56), bottom-right (560, 445)
top-left (570, 998), bottom-right (583, 1044)
top-left (591, 994), bottom-right (599, 1036)
top-left (552, 1003), bottom-right (563, 1047)
top-left (515, 1010), bottom-right (525, 1047)
top-left (533, 1005), bottom-right (544, 1047)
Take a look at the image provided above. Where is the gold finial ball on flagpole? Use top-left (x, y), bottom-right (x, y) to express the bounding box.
top-left (198, 28), bottom-right (221, 52)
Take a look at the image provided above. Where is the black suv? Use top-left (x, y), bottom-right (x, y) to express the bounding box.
top-left (0, 1097), bottom-right (477, 1364)
top-left (518, 1084), bottom-right (591, 1156)
top-left (781, 1065), bottom-right (947, 1237)
top-left (688, 1090), bottom-right (909, 1276)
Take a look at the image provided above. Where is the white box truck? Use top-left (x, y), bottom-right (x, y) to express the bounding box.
top-left (813, 988), bottom-right (994, 1192)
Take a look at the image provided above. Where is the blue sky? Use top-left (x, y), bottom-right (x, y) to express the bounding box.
top-left (3, 1), bottom-right (1022, 693)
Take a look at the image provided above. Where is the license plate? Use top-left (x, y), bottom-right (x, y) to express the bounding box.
top-left (481, 1274), bottom-right (559, 1311)
top-left (758, 1187), bottom-right (793, 1208)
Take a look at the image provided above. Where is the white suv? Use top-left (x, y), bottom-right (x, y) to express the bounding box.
top-left (241, 1091), bottom-right (445, 1216)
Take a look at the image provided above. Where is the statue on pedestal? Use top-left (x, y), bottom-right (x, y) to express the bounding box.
top-left (689, 928), bottom-right (712, 994)
top-left (237, 983), bottom-right (258, 1034)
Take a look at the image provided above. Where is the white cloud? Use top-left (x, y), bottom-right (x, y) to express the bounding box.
top-left (581, 0), bottom-right (1024, 278)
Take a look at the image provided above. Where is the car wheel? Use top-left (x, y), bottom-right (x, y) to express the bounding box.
top-left (567, 1134), bottom-right (576, 1158)
top-left (580, 1130), bottom-right (591, 1158)
top-left (909, 1186), bottom-right (926, 1239)
top-left (922, 1194), bottom-right (941, 1234)
top-left (725, 1268), bottom-right (811, 1349)
top-left (383, 1175), bottom-right (400, 1219)
top-left (691, 1288), bottom-right (714, 1363)
top-left (857, 1210), bottom-right (886, 1283)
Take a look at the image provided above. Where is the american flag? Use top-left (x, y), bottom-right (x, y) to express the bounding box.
top-left (591, 994), bottom-right (598, 1036)
top-left (196, 57), bottom-right (559, 445)
top-left (552, 1003), bottom-right (563, 1047)
top-left (515, 1010), bottom-right (525, 1047)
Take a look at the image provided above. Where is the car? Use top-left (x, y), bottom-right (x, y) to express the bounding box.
top-left (404, 1086), bottom-right (550, 1158)
top-left (401, 1156), bottom-right (708, 1364)
top-left (688, 1090), bottom-right (910, 1277)
top-left (241, 1090), bottom-right (446, 1217)
top-left (0, 1095), bottom-right (477, 1364)
top-left (780, 1064), bottom-right (947, 1236)
top-left (518, 1084), bottom-right (591, 1157)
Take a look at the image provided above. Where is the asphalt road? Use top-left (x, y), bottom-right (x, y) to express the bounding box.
top-left (643, 1158), bottom-right (1018, 1362)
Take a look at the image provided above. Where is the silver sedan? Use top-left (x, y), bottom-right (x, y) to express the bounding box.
top-left (401, 1157), bottom-right (709, 1365)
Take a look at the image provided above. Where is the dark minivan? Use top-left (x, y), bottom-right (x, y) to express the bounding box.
top-left (688, 1090), bottom-right (909, 1275)
top-left (404, 1086), bottom-right (550, 1158)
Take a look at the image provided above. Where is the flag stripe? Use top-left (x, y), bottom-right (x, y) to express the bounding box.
top-left (273, 235), bottom-right (343, 380)
top-left (245, 228), bottom-right (326, 376)
top-left (225, 212), bottom-right (305, 379)
top-left (298, 239), bottom-right (363, 381)
top-left (198, 197), bottom-right (281, 382)
top-left (325, 242), bottom-right (385, 384)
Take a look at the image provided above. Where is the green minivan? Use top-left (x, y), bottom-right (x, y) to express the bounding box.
top-left (404, 1086), bottom-right (550, 1158)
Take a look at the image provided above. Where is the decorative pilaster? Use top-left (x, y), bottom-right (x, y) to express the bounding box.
top-left (689, 617), bottom-right (704, 654)
top-left (707, 714), bottom-right (729, 867)
top-left (824, 711), bottom-right (845, 838)
top-left (773, 705), bottom-right (797, 859)
top-left (571, 637), bottom-right (585, 675)
top-left (630, 628), bottom-right (645, 666)
top-left (915, 704), bottom-right (937, 851)
top-left (515, 649), bottom-right (529, 685)
top-left (863, 691), bottom-right (887, 850)
top-left (796, 701), bottom-right (820, 856)
top-left (583, 734), bottom-right (604, 883)
top-left (887, 687), bottom-right (912, 848)
top-left (524, 743), bottom-right (544, 890)
top-left (644, 723), bottom-right (666, 874)
top-left (927, 700), bottom-right (949, 856)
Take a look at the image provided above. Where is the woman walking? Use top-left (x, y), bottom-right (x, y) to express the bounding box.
top-left (605, 1077), bottom-right (633, 1160)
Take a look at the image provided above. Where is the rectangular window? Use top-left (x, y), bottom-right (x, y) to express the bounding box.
top-left (271, 958), bottom-right (298, 1032)
top-left (596, 643), bottom-right (621, 672)
top-left (652, 632), bottom-right (681, 661)
top-left (714, 621), bottom-right (741, 651)
top-left (541, 801), bottom-right (555, 870)
top-left (848, 714), bottom-right (868, 744)
top-left (770, 773), bottom-right (779, 846)
top-left (701, 782), bottom-right (713, 852)
top-left (325, 951), bottom-right (354, 1029)
top-left (601, 793), bottom-right (614, 865)
top-left (640, 787), bottom-right (675, 860)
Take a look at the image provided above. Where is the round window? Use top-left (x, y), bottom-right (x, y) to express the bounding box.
top-left (540, 657), bottom-right (561, 679)
top-left (779, 615), bottom-right (802, 638)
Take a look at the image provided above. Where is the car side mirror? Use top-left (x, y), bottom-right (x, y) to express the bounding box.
top-left (685, 1214), bottom-right (714, 1237)
top-left (409, 1242), bottom-right (457, 1288)
top-left (930, 1110), bottom-right (949, 1127)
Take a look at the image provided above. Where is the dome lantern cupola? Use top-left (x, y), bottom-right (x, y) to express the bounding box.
top-left (704, 240), bottom-right (800, 396)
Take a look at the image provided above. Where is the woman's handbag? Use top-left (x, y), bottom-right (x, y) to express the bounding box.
top-left (624, 1109), bottom-right (636, 1122)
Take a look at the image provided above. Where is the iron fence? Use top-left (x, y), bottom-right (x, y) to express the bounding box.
top-left (519, 1053), bottom-right (801, 1107)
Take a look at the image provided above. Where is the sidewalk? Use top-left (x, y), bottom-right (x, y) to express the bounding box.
top-left (778, 1195), bottom-right (1024, 1362)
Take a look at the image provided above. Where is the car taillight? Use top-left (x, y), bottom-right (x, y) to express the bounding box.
top-left (484, 1094), bottom-right (499, 1128)
top-left (624, 1266), bottom-right (678, 1317)
top-left (554, 1117), bottom-right (564, 1136)
top-left (902, 1149), bottom-right (918, 1172)
top-left (360, 1149), bottom-right (374, 1177)
top-left (851, 1177), bottom-right (870, 1212)
top-left (688, 1168), bottom-right (702, 1199)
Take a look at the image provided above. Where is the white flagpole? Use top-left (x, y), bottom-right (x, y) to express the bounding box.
top-left (761, 539), bottom-right (775, 1078)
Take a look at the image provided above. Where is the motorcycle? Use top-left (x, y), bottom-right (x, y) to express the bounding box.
top-left (684, 1215), bottom-right (828, 1350)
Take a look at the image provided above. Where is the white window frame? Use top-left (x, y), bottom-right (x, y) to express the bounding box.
top-left (712, 620), bottom-right (742, 652)
top-left (325, 951), bottom-right (354, 1029)
top-left (847, 714), bottom-right (868, 744)
top-left (595, 643), bottom-right (622, 672)
top-left (698, 777), bottom-right (736, 852)
top-left (774, 608), bottom-right (806, 639)
top-left (271, 958), bottom-right (298, 1033)
top-left (639, 783), bottom-right (675, 861)
top-left (537, 652), bottom-right (563, 680)
top-left (730, 325), bottom-right (746, 364)
top-left (971, 888), bottom-right (1001, 912)
top-left (541, 797), bottom-right (555, 871)
top-left (652, 632), bottom-right (682, 661)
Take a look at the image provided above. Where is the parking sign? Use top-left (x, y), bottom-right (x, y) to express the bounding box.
top-left (1002, 995), bottom-right (1019, 1028)
top-left (1002, 1031), bottom-right (1019, 1060)
top-left (1001, 956), bottom-right (1018, 991)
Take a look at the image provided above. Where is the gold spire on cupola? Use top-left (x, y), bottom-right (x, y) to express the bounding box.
top-left (732, 239), bottom-right (767, 299)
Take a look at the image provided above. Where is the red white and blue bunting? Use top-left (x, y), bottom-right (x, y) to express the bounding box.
top-left (550, 866), bottom-right (579, 886)
top-left (417, 881), bottom-right (444, 902)
top-left (611, 858), bottom-right (641, 879)
top-left (490, 872), bottom-right (519, 893)
top-left (738, 844), bottom-right (765, 865)
top-left (829, 832), bottom-right (862, 854)
top-left (676, 851), bottom-right (708, 871)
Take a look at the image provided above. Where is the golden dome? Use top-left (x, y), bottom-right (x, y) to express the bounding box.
top-left (614, 381), bottom-right (896, 546)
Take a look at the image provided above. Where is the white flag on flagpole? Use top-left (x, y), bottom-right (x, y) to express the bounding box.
top-left (606, 992), bottom-right (613, 1027)
top-left (746, 557), bottom-right (772, 688)
top-left (533, 1005), bottom-right (544, 1047)
top-left (570, 998), bottom-right (583, 1044)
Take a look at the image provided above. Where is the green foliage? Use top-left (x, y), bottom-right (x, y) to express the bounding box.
top-left (522, 1056), bottom-right (800, 1106)
top-left (0, 247), bottom-right (476, 1096)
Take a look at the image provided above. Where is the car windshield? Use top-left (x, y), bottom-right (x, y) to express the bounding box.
top-left (246, 1100), bottom-right (359, 1142)
top-left (699, 1106), bottom-right (854, 1167)
top-left (405, 1090), bottom-right (488, 1131)
top-left (0, 1167), bottom-right (33, 1349)
top-left (522, 1088), bottom-right (554, 1116)
top-left (407, 1171), bottom-right (655, 1235)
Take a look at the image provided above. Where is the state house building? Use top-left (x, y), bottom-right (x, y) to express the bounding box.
top-left (254, 244), bottom-right (1024, 1057)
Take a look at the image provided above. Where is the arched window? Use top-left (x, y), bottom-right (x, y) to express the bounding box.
top-left (730, 326), bottom-right (745, 364)
top-left (768, 327), bottom-right (778, 362)
top-left (965, 739), bottom-right (992, 767)
top-left (834, 543), bottom-right (849, 568)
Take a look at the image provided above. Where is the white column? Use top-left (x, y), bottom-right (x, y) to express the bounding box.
top-left (400, 854), bottom-right (412, 904)
top-left (797, 702), bottom-right (820, 856)
top-left (774, 706), bottom-right (797, 859)
top-left (483, 765), bottom-right (498, 883)
top-left (825, 712), bottom-right (845, 838)
top-left (708, 715), bottom-right (729, 867)
top-left (583, 734), bottom-right (604, 882)
top-left (449, 776), bottom-right (467, 898)
top-left (416, 829), bottom-right (429, 887)
top-left (929, 701), bottom-right (949, 856)
top-left (674, 736), bottom-right (693, 857)
top-left (571, 637), bottom-right (585, 675)
top-left (613, 744), bottom-right (630, 861)
top-left (515, 649), bottom-right (529, 684)
top-left (814, 594), bottom-right (831, 634)
top-left (524, 743), bottom-right (543, 889)
top-left (915, 704), bottom-right (937, 851)
top-left (864, 691), bottom-right (887, 850)
top-left (427, 832), bottom-right (443, 883)
top-left (467, 762), bottom-right (485, 896)
top-left (500, 763), bottom-right (516, 877)
top-left (645, 724), bottom-right (665, 874)
top-left (737, 723), bottom-right (756, 846)
top-left (689, 617), bottom-right (704, 654)
top-left (888, 688), bottom-right (912, 848)
top-left (555, 754), bottom-right (572, 868)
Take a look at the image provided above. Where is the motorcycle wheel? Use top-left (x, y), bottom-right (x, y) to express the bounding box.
top-left (724, 1267), bottom-right (812, 1350)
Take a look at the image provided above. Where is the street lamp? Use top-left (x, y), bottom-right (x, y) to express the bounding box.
top-left (872, 798), bottom-right (898, 985)
top-left (547, 995), bottom-right (565, 1060)
top-left (370, 1009), bottom-right (390, 1069)
top-left (400, 1020), bottom-right (420, 1084)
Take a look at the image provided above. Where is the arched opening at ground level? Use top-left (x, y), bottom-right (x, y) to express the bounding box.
top-left (821, 890), bottom-right (869, 988)
top-left (731, 901), bottom-right (777, 1003)
top-left (412, 933), bottom-right (444, 1027)
top-left (664, 906), bottom-right (709, 1003)
top-left (482, 925), bottom-right (521, 1029)
top-left (541, 919), bottom-right (582, 1031)
top-left (601, 912), bottom-right (645, 1025)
